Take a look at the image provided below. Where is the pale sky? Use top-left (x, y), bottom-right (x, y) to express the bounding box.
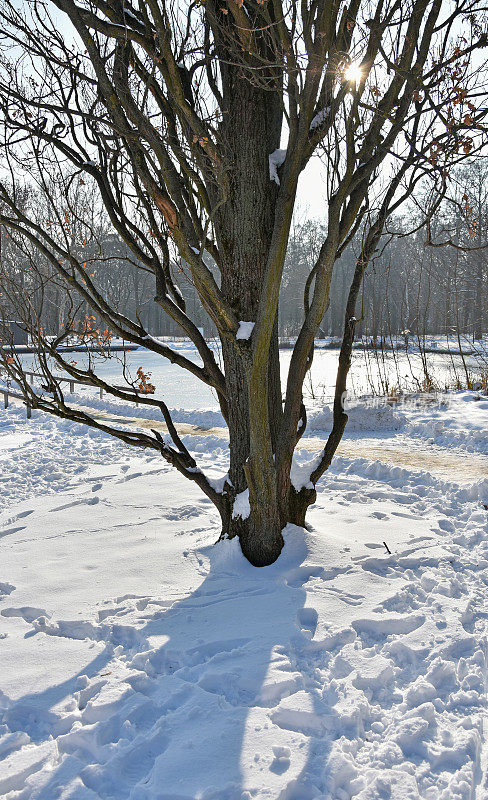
top-left (297, 158), bottom-right (329, 222)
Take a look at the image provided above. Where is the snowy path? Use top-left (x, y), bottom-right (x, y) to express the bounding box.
top-left (1, 397), bottom-right (488, 799)
top-left (70, 400), bottom-right (488, 485)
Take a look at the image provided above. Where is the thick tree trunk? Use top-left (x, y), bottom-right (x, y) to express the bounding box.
top-left (229, 514), bottom-right (284, 568)
top-left (222, 316), bottom-right (285, 566)
top-left (214, 66), bottom-right (286, 565)
top-left (223, 327), bottom-right (285, 566)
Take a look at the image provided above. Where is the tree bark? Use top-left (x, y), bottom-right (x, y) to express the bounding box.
top-left (215, 64), bottom-right (285, 565)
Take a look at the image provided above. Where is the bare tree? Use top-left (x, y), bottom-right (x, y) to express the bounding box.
top-left (0, 0), bottom-right (487, 564)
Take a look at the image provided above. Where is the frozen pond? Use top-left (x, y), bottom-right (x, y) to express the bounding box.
top-left (17, 343), bottom-right (482, 410)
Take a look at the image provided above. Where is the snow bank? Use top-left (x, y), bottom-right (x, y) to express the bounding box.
top-left (0, 402), bottom-right (228, 511)
top-left (405, 391), bottom-right (488, 454)
top-left (307, 391), bottom-right (488, 450)
top-left (56, 391), bottom-right (226, 429)
top-left (0, 405), bottom-right (132, 510)
top-left (307, 400), bottom-right (406, 432)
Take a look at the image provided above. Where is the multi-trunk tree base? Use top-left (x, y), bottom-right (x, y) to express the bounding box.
top-left (225, 485), bottom-right (317, 567)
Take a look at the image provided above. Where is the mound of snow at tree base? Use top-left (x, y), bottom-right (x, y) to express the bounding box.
top-left (1, 432), bottom-right (488, 799)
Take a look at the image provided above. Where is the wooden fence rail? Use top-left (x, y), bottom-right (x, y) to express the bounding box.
top-left (2, 388), bottom-right (31, 418)
top-left (22, 370), bottom-right (105, 397)
top-left (21, 371), bottom-right (153, 401)
top-left (1, 371), bottom-right (155, 418)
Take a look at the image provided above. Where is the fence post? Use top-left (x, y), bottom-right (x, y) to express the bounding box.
top-left (2, 390), bottom-right (7, 409)
top-left (30, 373), bottom-right (34, 385)
top-left (99, 387), bottom-right (103, 399)
top-left (70, 380), bottom-right (74, 393)
top-left (26, 404), bottom-right (31, 419)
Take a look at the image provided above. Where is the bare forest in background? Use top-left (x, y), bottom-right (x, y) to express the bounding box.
top-left (2, 159), bottom-right (488, 344)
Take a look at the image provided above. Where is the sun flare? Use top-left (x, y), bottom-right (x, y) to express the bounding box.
top-left (344, 62), bottom-right (362, 84)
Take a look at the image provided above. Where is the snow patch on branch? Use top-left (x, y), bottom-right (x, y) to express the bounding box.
top-left (141, 333), bottom-right (163, 347)
top-left (122, 8), bottom-right (143, 25)
top-left (232, 489), bottom-right (250, 520)
top-left (208, 472), bottom-right (231, 494)
top-left (269, 149), bottom-right (287, 185)
top-left (290, 454), bottom-right (318, 492)
top-left (236, 321), bottom-right (255, 341)
top-left (310, 106), bottom-right (330, 131)
top-left (190, 246), bottom-right (214, 266)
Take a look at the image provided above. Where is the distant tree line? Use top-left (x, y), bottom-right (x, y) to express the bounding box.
top-left (282, 160), bottom-right (488, 342)
top-left (2, 160), bottom-right (487, 343)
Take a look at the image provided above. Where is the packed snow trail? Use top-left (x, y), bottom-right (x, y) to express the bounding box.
top-left (1, 410), bottom-right (488, 799)
top-left (72, 400), bottom-right (488, 484)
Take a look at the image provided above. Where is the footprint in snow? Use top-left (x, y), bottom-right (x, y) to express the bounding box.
top-left (352, 614), bottom-right (425, 642)
top-left (1, 606), bottom-right (49, 623)
top-left (438, 518), bottom-right (455, 533)
top-left (1, 508), bottom-right (34, 527)
top-left (116, 471), bottom-right (142, 483)
top-left (269, 746), bottom-right (291, 774)
top-left (297, 607), bottom-right (318, 638)
top-left (49, 497), bottom-right (100, 512)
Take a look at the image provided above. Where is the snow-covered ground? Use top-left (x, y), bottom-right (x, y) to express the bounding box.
top-left (1, 377), bottom-right (488, 798)
top-left (12, 342), bottom-right (485, 411)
